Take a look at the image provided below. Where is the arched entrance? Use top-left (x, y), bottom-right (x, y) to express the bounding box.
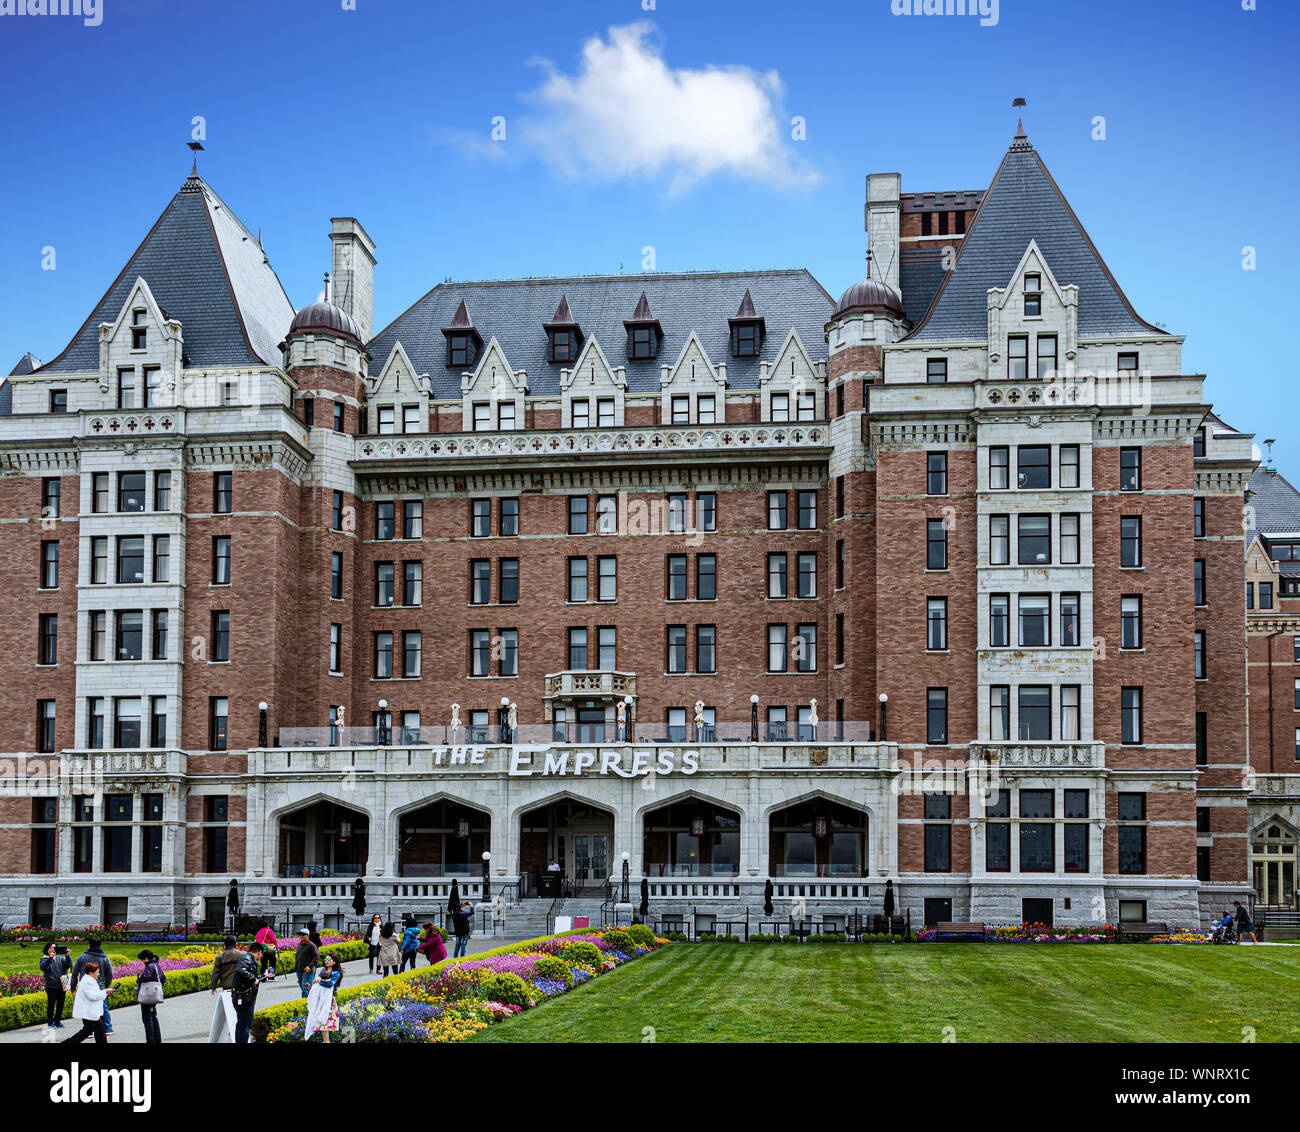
top-left (398, 799), bottom-right (490, 877)
top-left (519, 798), bottom-right (615, 894)
top-left (642, 799), bottom-right (740, 877)
top-left (1252, 820), bottom-right (1298, 909)
top-left (277, 799), bottom-right (369, 878)
top-left (769, 797), bottom-right (868, 877)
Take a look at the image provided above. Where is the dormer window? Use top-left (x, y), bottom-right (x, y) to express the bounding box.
top-left (771, 392), bottom-right (790, 422)
top-left (545, 294), bottom-right (583, 364)
top-left (1118, 352), bottom-right (1138, 374)
top-left (624, 291), bottom-right (663, 360)
top-left (926, 358), bottom-right (948, 384)
top-left (729, 289), bottom-right (766, 358)
top-left (131, 310), bottom-right (147, 350)
top-left (1023, 274), bottom-right (1042, 317)
top-left (441, 299), bottom-right (482, 369)
top-left (550, 328), bottom-right (577, 364)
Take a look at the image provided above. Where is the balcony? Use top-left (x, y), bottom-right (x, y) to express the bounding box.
top-left (969, 741), bottom-right (1104, 769)
top-left (543, 670), bottom-right (637, 699)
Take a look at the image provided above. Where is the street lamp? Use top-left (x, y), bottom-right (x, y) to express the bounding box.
top-left (750, 694), bottom-right (759, 743)
top-left (377, 699), bottom-right (389, 745)
top-left (499, 696), bottom-right (510, 743)
top-left (624, 695), bottom-right (635, 742)
top-left (258, 701), bottom-right (268, 748)
top-left (621, 850), bottom-right (630, 904)
top-left (482, 850), bottom-right (492, 902)
top-left (878, 693), bottom-right (889, 743)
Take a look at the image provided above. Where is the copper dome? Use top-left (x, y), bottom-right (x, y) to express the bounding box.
top-left (832, 278), bottom-right (904, 320)
top-left (288, 301), bottom-right (364, 343)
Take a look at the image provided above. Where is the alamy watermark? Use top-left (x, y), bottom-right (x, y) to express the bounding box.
top-left (0, 0), bottom-right (103, 27)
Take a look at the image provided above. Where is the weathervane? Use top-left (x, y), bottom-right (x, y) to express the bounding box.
top-left (1012, 97), bottom-right (1026, 108)
top-left (187, 139), bottom-right (204, 177)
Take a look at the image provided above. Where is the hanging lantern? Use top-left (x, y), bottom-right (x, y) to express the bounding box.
top-left (339, 820), bottom-right (352, 842)
top-left (456, 818), bottom-right (470, 838)
top-left (691, 816), bottom-right (705, 837)
top-left (814, 815), bottom-right (829, 838)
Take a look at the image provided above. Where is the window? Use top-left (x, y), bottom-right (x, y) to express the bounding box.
top-left (210, 697), bottom-right (229, 751)
top-left (990, 685), bottom-right (1010, 740)
top-left (771, 392), bottom-right (790, 422)
top-left (667, 555), bottom-right (688, 601)
top-left (114, 697), bottom-right (141, 748)
top-left (668, 493), bottom-right (688, 533)
top-left (403, 500), bottom-right (423, 540)
top-left (1117, 793), bottom-right (1146, 874)
top-left (88, 611), bottom-right (106, 661)
top-left (329, 624), bottom-right (341, 673)
top-left (329, 400), bottom-right (344, 432)
top-left (1060, 685), bottom-right (1081, 741)
top-left (1017, 446), bottom-right (1050, 489)
top-left (594, 556), bottom-right (617, 602)
top-left (470, 630), bottom-right (491, 676)
top-left (214, 472), bottom-right (232, 514)
top-left (1018, 594), bottom-right (1050, 647)
top-left (567, 557), bottom-right (588, 603)
top-left (377, 561), bottom-right (396, 607)
top-left (151, 609), bottom-right (167, 660)
top-left (1120, 447), bottom-right (1141, 492)
top-left (91, 472), bottom-right (109, 514)
top-left (1246, 582), bottom-right (1254, 610)
top-left (597, 626), bottom-right (617, 670)
top-left (766, 553), bottom-right (787, 600)
top-left (927, 597), bottom-right (947, 650)
top-left (38, 613), bottom-right (58, 666)
top-left (378, 406), bottom-right (396, 434)
top-left (1118, 352), bottom-right (1138, 374)
top-left (40, 541), bottom-right (59, 589)
top-left (1008, 335), bottom-right (1027, 380)
top-left (1195, 629), bottom-right (1206, 679)
top-left (36, 699), bottom-right (56, 752)
top-left (696, 625), bottom-right (716, 673)
top-left (471, 402), bottom-right (490, 431)
top-left (1120, 516), bottom-right (1142, 567)
top-left (211, 611), bottom-right (230, 662)
top-left (985, 790), bottom-right (1010, 871)
top-left (469, 558), bottom-right (491, 605)
top-left (666, 707), bottom-right (687, 742)
top-left (836, 612), bottom-right (845, 665)
top-left (797, 552), bottom-right (817, 598)
top-left (42, 477), bottom-right (60, 518)
top-left (90, 537), bottom-right (108, 584)
top-left (550, 327), bottom-right (576, 363)
top-left (1020, 789), bottom-right (1054, 872)
top-left (989, 594), bottom-right (1009, 647)
top-left (924, 801), bottom-right (952, 873)
top-left (117, 472), bottom-right (146, 513)
top-left (926, 452), bottom-right (947, 496)
top-left (1259, 582), bottom-right (1273, 609)
top-left (116, 536), bottom-right (144, 583)
top-left (926, 358), bottom-right (947, 384)
top-left (1023, 273), bottom-right (1041, 316)
top-left (1193, 497), bottom-right (1205, 538)
top-left (205, 535), bottom-right (230, 586)
top-left (589, 494), bottom-right (616, 535)
top-left (767, 624), bottom-right (787, 672)
top-left (499, 558), bottom-right (518, 604)
top-left (376, 501), bottom-right (395, 540)
top-left (1063, 789), bottom-right (1089, 872)
top-left (989, 447), bottom-right (1009, 490)
top-left (1121, 687), bottom-right (1143, 744)
top-left (1194, 558), bottom-right (1206, 606)
top-left (732, 322), bottom-right (760, 357)
top-left (671, 395), bottom-right (690, 424)
top-left (1194, 426), bottom-right (1206, 458)
top-left (1120, 596), bottom-right (1142, 649)
top-left (698, 395), bottom-right (717, 424)
top-left (697, 492), bottom-right (717, 532)
top-left (794, 491), bottom-right (818, 530)
top-left (1059, 445), bottom-right (1080, 489)
top-left (835, 476), bottom-right (845, 518)
top-left (403, 631), bottom-right (422, 678)
top-left (499, 629), bottom-right (518, 676)
top-left (768, 491), bottom-right (788, 530)
top-left (152, 535), bottom-right (169, 583)
top-left (1196, 712), bottom-right (1208, 766)
top-left (989, 515), bottom-right (1009, 565)
top-left (50, 389), bottom-right (67, 413)
top-left (331, 490), bottom-right (344, 531)
top-left (402, 404), bottom-right (421, 434)
top-left (568, 627), bottom-right (588, 670)
top-left (118, 368), bottom-right (137, 409)
top-left (568, 496), bottom-right (588, 535)
top-left (130, 308), bottom-right (148, 349)
top-left (85, 698), bottom-right (105, 749)
top-left (927, 518), bottom-right (948, 570)
top-left (629, 325), bottom-right (655, 360)
top-left (666, 625), bottom-right (687, 673)
top-left (1060, 513), bottom-right (1080, 565)
top-left (696, 554), bottom-right (716, 601)
top-left (1018, 686), bottom-right (1051, 741)
top-left (1018, 514), bottom-right (1051, 564)
top-left (374, 631), bottom-right (393, 678)
top-left (1036, 335), bottom-right (1057, 379)
top-left (500, 497), bottom-right (520, 537)
top-left (796, 623), bottom-right (817, 672)
top-left (926, 688), bottom-right (948, 743)
top-left (1060, 592), bottom-right (1080, 647)
top-left (330, 551), bottom-right (343, 598)
top-left (836, 539), bottom-right (844, 590)
top-left (571, 399), bottom-right (590, 429)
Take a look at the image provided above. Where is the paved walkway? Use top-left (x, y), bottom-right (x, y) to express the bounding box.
top-left (1, 935), bottom-right (527, 1045)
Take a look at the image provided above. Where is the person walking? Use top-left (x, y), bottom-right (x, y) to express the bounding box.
top-left (207, 935), bottom-right (243, 1043)
top-left (399, 921), bottom-right (422, 972)
top-left (232, 941), bottom-right (273, 1044)
top-left (135, 949), bottom-right (166, 1044)
top-left (451, 901), bottom-right (474, 958)
top-left (304, 953), bottom-right (343, 1042)
top-left (306, 920), bottom-right (322, 950)
top-left (1233, 900), bottom-right (1259, 944)
top-left (376, 922), bottom-right (401, 977)
top-left (364, 912), bottom-right (383, 973)
top-left (294, 928), bottom-right (319, 998)
top-left (255, 921), bottom-right (279, 974)
top-left (71, 939), bottom-right (114, 1036)
top-left (417, 922), bottom-right (447, 967)
top-left (39, 942), bottom-right (71, 1030)
top-left (61, 961), bottom-right (114, 1044)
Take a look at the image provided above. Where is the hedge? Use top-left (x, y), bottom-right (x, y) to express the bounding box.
top-left (250, 929), bottom-right (595, 1043)
top-left (0, 940), bottom-right (367, 1032)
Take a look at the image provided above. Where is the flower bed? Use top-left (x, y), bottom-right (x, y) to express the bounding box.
top-left (914, 922), bottom-right (1206, 943)
top-left (256, 924), bottom-right (669, 1044)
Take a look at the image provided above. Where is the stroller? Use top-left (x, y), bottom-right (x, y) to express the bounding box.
top-left (1209, 912), bottom-right (1238, 944)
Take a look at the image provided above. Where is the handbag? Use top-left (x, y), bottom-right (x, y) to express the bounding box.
top-left (59, 972), bottom-right (71, 993)
top-left (137, 978), bottom-right (164, 1004)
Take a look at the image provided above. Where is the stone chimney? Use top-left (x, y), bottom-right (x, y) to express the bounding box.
top-left (865, 173), bottom-right (901, 296)
top-left (329, 217), bottom-right (377, 342)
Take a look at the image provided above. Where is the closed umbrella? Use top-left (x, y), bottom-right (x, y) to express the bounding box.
top-left (448, 878), bottom-right (461, 914)
top-left (763, 879), bottom-right (774, 916)
top-left (351, 877), bottom-right (366, 917)
top-left (883, 879), bottom-right (895, 919)
top-left (226, 879), bottom-right (240, 915)
top-left (639, 877), bottom-right (649, 921)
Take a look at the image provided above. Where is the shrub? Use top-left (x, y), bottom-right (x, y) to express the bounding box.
top-left (558, 940), bottom-right (605, 968)
top-left (529, 955), bottom-right (573, 987)
top-left (476, 972), bottom-right (533, 1009)
top-left (625, 924), bottom-right (655, 949)
top-left (103, 953), bottom-right (131, 968)
top-left (600, 928), bottom-right (634, 953)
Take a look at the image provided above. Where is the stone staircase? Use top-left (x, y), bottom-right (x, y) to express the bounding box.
top-left (503, 894), bottom-right (612, 939)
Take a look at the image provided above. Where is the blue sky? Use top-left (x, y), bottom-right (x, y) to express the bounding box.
top-left (1, 0), bottom-right (1295, 455)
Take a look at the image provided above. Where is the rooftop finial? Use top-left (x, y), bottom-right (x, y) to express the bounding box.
top-left (323, 272), bottom-right (330, 303)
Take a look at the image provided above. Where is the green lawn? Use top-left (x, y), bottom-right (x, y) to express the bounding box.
top-left (469, 943), bottom-right (1300, 1043)
top-left (0, 939), bottom-right (200, 973)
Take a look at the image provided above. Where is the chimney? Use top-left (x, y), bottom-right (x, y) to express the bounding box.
top-left (865, 173), bottom-right (901, 296)
top-left (329, 217), bottom-right (377, 342)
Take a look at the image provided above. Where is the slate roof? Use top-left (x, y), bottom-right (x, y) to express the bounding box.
top-left (0, 379), bottom-right (9, 416)
top-left (9, 352), bottom-right (40, 377)
top-left (37, 172), bottom-right (295, 374)
top-left (367, 269), bottom-right (834, 398)
top-left (906, 125), bottom-right (1162, 342)
top-left (1247, 466), bottom-right (1300, 536)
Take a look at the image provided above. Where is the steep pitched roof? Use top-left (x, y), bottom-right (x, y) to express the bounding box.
top-left (1247, 465), bottom-right (1300, 536)
top-left (8, 352), bottom-right (40, 377)
top-left (37, 171), bottom-right (295, 374)
top-left (0, 379), bottom-right (9, 416)
top-left (367, 269), bottom-right (833, 399)
top-left (906, 126), bottom-right (1163, 342)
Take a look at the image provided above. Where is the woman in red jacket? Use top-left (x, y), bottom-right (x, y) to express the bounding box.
top-left (416, 923), bottom-right (447, 966)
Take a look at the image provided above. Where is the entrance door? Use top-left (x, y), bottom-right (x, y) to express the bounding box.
top-left (576, 708), bottom-right (606, 743)
top-left (569, 829), bottom-right (610, 886)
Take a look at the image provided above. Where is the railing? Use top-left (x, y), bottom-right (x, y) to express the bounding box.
top-left (543, 670), bottom-right (637, 698)
top-left (280, 864), bottom-right (363, 879)
top-left (970, 741), bottom-right (1105, 768)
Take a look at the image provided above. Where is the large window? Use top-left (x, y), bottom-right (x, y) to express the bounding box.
top-left (1018, 514), bottom-right (1051, 565)
top-left (1017, 685), bottom-right (1051, 741)
top-left (1017, 446), bottom-right (1050, 489)
top-left (985, 790), bottom-right (1010, 871)
top-left (1018, 594), bottom-right (1050, 647)
top-left (116, 536), bottom-right (145, 583)
top-left (924, 795), bottom-right (951, 872)
top-left (1019, 790), bottom-right (1054, 872)
top-left (115, 611), bottom-right (143, 661)
top-left (1117, 793), bottom-right (1147, 873)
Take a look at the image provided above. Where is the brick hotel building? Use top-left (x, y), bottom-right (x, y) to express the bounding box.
top-left (1, 124), bottom-right (1297, 932)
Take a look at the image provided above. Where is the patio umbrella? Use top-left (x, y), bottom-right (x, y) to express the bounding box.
top-left (639, 877), bottom-right (649, 921)
top-left (883, 879), bottom-right (895, 919)
top-left (226, 878), bottom-right (240, 915)
top-left (763, 879), bottom-right (774, 916)
top-left (351, 877), bottom-right (366, 916)
top-left (448, 878), bottom-right (461, 913)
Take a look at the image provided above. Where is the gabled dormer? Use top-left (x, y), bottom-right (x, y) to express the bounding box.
top-left (441, 299), bottom-right (483, 369)
top-left (623, 291), bottom-right (663, 361)
top-left (986, 241), bottom-right (1077, 380)
top-left (660, 330), bottom-right (726, 425)
top-left (728, 288), bottom-right (766, 358)
top-left (461, 336), bottom-right (526, 431)
top-left (544, 294), bottom-right (584, 364)
top-left (760, 329), bottom-right (825, 422)
top-left (97, 277), bottom-right (183, 409)
top-left (562, 336), bottom-right (626, 428)
top-left (367, 341), bottom-right (430, 434)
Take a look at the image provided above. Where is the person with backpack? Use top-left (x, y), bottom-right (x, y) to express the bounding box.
top-left (71, 939), bottom-right (114, 1036)
top-left (135, 949), bottom-right (166, 1044)
top-left (399, 921), bottom-right (422, 971)
top-left (417, 922), bottom-right (447, 966)
top-left (232, 941), bottom-right (274, 1043)
top-left (254, 921), bottom-right (279, 975)
top-left (207, 935), bottom-right (243, 1043)
top-left (376, 922), bottom-right (401, 977)
top-left (40, 942), bottom-right (71, 1030)
top-left (451, 901), bottom-right (474, 958)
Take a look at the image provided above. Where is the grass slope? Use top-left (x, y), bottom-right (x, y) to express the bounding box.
top-left (469, 943), bottom-right (1300, 1043)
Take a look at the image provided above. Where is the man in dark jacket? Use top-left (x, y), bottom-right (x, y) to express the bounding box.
top-left (208, 935), bottom-right (243, 1043)
top-left (72, 939), bottom-right (114, 1035)
top-left (1233, 900), bottom-right (1258, 944)
top-left (294, 929), bottom-right (319, 998)
top-left (232, 941), bottom-right (272, 1044)
top-left (451, 902), bottom-right (474, 958)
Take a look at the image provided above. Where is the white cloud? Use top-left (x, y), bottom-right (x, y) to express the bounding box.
top-left (515, 23), bottom-right (820, 195)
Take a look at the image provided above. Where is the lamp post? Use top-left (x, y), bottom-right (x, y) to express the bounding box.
top-left (258, 701), bottom-right (268, 748)
top-left (482, 850), bottom-right (492, 902)
top-left (377, 699), bottom-right (389, 745)
top-left (624, 695), bottom-right (635, 742)
top-left (498, 696), bottom-right (510, 744)
top-left (878, 693), bottom-right (889, 743)
top-left (621, 850), bottom-right (630, 904)
top-left (750, 694), bottom-right (759, 743)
